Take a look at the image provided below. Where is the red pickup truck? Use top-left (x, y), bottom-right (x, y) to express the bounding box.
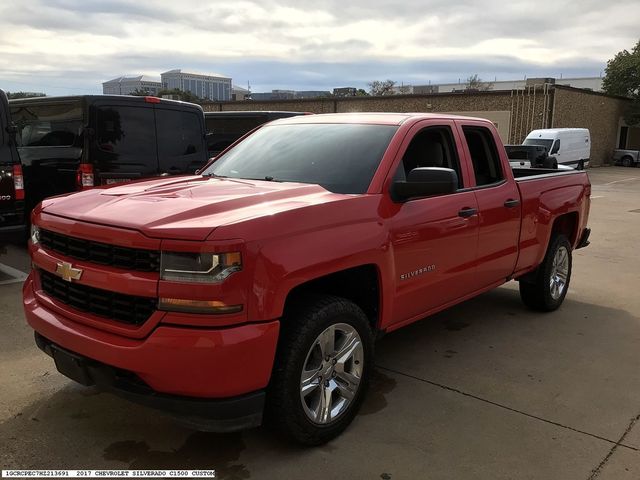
top-left (23, 113), bottom-right (591, 445)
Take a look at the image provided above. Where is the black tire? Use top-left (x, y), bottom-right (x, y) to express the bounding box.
top-left (266, 294), bottom-right (374, 445)
top-left (622, 156), bottom-right (633, 168)
top-left (519, 234), bottom-right (572, 311)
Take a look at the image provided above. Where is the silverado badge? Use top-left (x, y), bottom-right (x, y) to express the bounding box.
top-left (55, 261), bottom-right (83, 282)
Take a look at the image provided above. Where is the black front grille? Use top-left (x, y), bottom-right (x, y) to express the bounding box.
top-left (39, 229), bottom-right (160, 272)
top-left (39, 270), bottom-right (156, 326)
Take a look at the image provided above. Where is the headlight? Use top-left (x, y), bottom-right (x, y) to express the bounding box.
top-left (30, 224), bottom-right (40, 245)
top-left (160, 251), bottom-right (242, 283)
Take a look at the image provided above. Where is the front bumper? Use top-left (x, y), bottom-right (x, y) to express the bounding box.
top-left (23, 275), bottom-right (280, 430)
top-left (34, 332), bottom-right (266, 431)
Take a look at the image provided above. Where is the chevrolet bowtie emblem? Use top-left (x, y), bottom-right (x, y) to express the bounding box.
top-left (55, 261), bottom-right (83, 282)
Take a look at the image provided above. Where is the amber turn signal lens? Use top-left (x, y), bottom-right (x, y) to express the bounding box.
top-left (158, 297), bottom-right (243, 314)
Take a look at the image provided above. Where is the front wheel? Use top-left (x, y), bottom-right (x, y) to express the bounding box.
top-left (621, 156), bottom-right (633, 168)
top-left (519, 235), bottom-right (572, 311)
top-left (266, 295), bottom-right (374, 445)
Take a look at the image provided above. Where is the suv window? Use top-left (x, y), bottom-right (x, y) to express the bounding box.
top-left (156, 109), bottom-right (203, 157)
top-left (395, 126), bottom-right (463, 188)
top-left (12, 103), bottom-right (82, 147)
top-left (463, 126), bottom-right (504, 186)
top-left (96, 106), bottom-right (155, 156)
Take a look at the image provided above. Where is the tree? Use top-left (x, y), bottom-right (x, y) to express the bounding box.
top-left (602, 39), bottom-right (640, 125)
top-left (7, 91), bottom-right (46, 99)
top-left (157, 88), bottom-right (202, 104)
top-left (130, 88), bottom-right (151, 96)
top-left (465, 74), bottom-right (493, 92)
top-left (355, 89), bottom-right (369, 96)
top-left (368, 80), bottom-right (396, 96)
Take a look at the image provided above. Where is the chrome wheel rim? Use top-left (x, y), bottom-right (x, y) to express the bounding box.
top-left (550, 246), bottom-right (569, 300)
top-left (300, 323), bottom-right (364, 425)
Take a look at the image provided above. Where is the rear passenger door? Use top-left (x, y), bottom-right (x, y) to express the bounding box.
top-left (91, 102), bottom-right (158, 185)
top-left (457, 121), bottom-right (521, 289)
top-left (156, 107), bottom-right (207, 174)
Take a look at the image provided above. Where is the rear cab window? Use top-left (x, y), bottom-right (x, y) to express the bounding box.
top-left (462, 126), bottom-right (504, 187)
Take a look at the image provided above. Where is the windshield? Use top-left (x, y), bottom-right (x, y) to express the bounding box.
top-left (11, 102), bottom-right (82, 148)
top-left (523, 138), bottom-right (553, 150)
top-left (203, 123), bottom-right (398, 194)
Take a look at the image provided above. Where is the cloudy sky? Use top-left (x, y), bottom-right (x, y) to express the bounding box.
top-left (1, 0), bottom-right (639, 95)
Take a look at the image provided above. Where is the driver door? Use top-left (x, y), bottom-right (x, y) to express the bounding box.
top-left (388, 121), bottom-right (480, 326)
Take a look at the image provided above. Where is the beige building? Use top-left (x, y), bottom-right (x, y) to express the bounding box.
top-left (201, 84), bottom-right (638, 167)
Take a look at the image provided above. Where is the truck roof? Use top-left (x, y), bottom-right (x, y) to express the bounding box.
top-left (269, 112), bottom-right (494, 126)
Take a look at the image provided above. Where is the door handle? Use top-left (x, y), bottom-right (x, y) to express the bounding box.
top-left (504, 199), bottom-right (520, 208)
top-left (458, 207), bottom-right (477, 218)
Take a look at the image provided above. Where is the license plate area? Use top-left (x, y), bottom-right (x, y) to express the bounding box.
top-left (51, 346), bottom-right (95, 386)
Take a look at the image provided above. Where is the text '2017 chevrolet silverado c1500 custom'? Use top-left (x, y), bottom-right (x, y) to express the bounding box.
top-left (23, 113), bottom-right (591, 445)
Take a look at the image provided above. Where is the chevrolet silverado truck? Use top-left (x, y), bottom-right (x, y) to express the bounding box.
top-left (23, 113), bottom-right (591, 445)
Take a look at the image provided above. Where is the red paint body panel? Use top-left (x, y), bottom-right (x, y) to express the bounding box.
top-left (24, 275), bottom-right (279, 398)
top-left (24, 113), bottom-right (591, 401)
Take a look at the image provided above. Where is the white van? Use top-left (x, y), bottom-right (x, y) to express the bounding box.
top-left (523, 128), bottom-right (591, 169)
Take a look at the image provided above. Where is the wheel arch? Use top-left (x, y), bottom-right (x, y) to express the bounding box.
top-left (281, 264), bottom-right (383, 334)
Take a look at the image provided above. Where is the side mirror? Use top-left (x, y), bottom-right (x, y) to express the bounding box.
top-left (392, 167), bottom-right (458, 202)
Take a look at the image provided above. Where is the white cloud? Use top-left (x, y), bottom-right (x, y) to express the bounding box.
top-left (0, 0), bottom-right (638, 94)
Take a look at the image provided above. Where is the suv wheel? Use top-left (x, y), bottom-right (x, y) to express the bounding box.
top-left (266, 295), bottom-right (374, 445)
top-left (519, 235), bottom-right (572, 311)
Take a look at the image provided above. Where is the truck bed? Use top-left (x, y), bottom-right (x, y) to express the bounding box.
top-left (511, 167), bottom-right (582, 180)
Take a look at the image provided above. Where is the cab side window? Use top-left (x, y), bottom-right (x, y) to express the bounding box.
top-left (395, 126), bottom-right (463, 189)
top-left (550, 139), bottom-right (560, 154)
top-left (463, 126), bottom-right (504, 186)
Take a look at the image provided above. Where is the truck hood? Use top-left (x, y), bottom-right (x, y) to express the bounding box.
top-left (40, 175), bottom-right (346, 240)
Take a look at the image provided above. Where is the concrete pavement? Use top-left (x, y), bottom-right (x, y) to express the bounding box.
top-left (0, 167), bottom-right (638, 479)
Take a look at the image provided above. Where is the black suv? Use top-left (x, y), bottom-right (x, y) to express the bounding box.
top-left (0, 89), bottom-right (25, 242)
top-left (10, 95), bottom-right (209, 219)
top-left (205, 111), bottom-right (308, 156)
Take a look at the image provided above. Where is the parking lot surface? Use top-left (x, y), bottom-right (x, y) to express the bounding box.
top-left (1, 167), bottom-right (639, 479)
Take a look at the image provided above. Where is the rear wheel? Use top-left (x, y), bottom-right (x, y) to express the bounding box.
top-left (622, 156), bottom-right (633, 167)
top-left (519, 235), bottom-right (572, 311)
top-left (266, 295), bottom-right (374, 445)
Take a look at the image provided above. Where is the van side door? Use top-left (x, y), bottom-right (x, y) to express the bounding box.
top-left (90, 101), bottom-right (158, 185)
top-left (156, 106), bottom-right (208, 174)
top-left (387, 120), bottom-right (480, 326)
top-left (457, 120), bottom-right (521, 288)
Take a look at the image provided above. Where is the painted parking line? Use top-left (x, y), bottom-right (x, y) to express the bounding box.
top-left (0, 262), bottom-right (28, 285)
top-left (603, 177), bottom-right (637, 186)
